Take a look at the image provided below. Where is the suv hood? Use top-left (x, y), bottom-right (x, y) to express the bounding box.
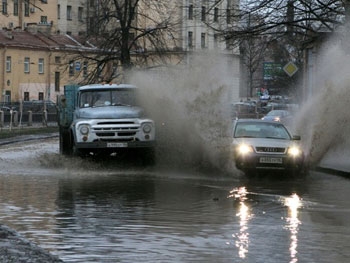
top-left (76, 106), bottom-right (144, 119)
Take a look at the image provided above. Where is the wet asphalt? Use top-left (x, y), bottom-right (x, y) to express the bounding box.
top-left (0, 132), bottom-right (62, 263)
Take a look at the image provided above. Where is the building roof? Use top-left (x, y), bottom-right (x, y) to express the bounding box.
top-left (0, 29), bottom-right (98, 52)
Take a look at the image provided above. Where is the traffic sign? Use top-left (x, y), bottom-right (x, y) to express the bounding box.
top-left (283, 62), bottom-right (298, 77)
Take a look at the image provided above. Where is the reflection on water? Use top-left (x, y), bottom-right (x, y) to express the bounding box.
top-left (229, 187), bottom-right (252, 259)
top-left (229, 187), bottom-right (303, 262)
top-left (283, 193), bottom-right (302, 263)
top-left (0, 167), bottom-right (349, 262)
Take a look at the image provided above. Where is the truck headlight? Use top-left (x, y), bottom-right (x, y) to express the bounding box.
top-left (79, 125), bottom-right (90, 135)
top-left (237, 144), bottom-right (253, 155)
top-left (142, 123), bottom-right (152, 133)
top-left (288, 146), bottom-right (301, 157)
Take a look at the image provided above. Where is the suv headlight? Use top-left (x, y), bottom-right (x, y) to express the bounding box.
top-left (79, 125), bottom-right (90, 135)
top-left (237, 144), bottom-right (253, 155)
top-left (288, 146), bottom-right (301, 157)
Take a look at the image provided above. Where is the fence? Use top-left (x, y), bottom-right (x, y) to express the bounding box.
top-left (0, 111), bottom-right (57, 128)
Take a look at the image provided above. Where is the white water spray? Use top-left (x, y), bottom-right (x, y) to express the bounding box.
top-left (130, 52), bottom-right (238, 173)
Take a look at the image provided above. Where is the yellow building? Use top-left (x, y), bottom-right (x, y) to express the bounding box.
top-left (0, 30), bottom-right (103, 103)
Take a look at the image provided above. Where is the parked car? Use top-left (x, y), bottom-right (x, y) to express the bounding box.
top-left (232, 119), bottom-right (305, 175)
top-left (261, 110), bottom-right (293, 126)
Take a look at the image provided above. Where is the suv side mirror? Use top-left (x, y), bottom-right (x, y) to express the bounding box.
top-left (292, 135), bottom-right (301, 140)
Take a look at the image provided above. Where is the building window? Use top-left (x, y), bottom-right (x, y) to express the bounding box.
top-left (55, 56), bottom-right (61, 64)
top-left (24, 92), bottom-right (29, 101)
top-left (69, 60), bottom-right (74, 76)
top-left (188, 31), bottom-right (193, 49)
top-left (214, 7), bottom-right (219, 22)
top-left (24, 57), bottom-right (30, 73)
top-left (188, 4), bottom-right (193, 20)
top-left (214, 34), bottom-right (218, 48)
top-left (24, 0), bottom-right (29, 16)
top-left (38, 92), bottom-right (44, 101)
top-left (13, 0), bottom-right (18, 16)
top-left (201, 6), bottom-right (206, 21)
top-left (2, 0), bottom-right (7, 15)
top-left (83, 61), bottom-right (88, 77)
top-left (57, 4), bottom-right (60, 19)
top-left (55, 72), bottom-right (60, 92)
top-left (38, 58), bottom-right (44, 74)
top-left (67, 6), bottom-right (72, 20)
top-left (6, 56), bottom-right (11, 72)
top-left (78, 7), bottom-right (83, 21)
top-left (201, 33), bottom-right (206, 48)
top-left (40, 16), bottom-right (48, 23)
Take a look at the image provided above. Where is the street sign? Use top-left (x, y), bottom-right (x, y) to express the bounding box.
top-left (283, 62), bottom-right (298, 77)
top-left (263, 62), bottom-right (282, 80)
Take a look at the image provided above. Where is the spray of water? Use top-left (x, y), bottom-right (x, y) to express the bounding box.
top-left (130, 52), bottom-right (237, 174)
top-left (294, 38), bottom-right (350, 167)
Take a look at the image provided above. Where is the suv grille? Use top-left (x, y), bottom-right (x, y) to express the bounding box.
top-left (255, 147), bottom-right (286, 153)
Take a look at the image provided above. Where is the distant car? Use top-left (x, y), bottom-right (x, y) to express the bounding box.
top-left (232, 119), bottom-right (305, 175)
top-left (261, 102), bottom-right (288, 113)
top-left (261, 110), bottom-right (293, 125)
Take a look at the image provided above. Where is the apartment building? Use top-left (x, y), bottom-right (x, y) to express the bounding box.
top-left (0, 0), bottom-right (241, 103)
top-left (0, 30), bottom-right (100, 103)
top-left (57, 0), bottom-right (87, 35)
top-left (178, 0), bottom-right (241, 101)
top-left (0, 0), bottom-right (86, 35)
top-left (0, 0), bottom-right (57, 33)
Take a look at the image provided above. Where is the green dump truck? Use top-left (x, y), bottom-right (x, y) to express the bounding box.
top-left (57, 83), bottom-right (156, 161)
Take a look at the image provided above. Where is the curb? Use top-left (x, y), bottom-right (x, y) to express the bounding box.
top-left (0, 133), bottom-right (58, 146)
top-left (314, 166), bottom-right (350, 178)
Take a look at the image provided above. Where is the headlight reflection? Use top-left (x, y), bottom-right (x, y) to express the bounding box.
top-left (283, 193), bottom-right (302, 263)
top-left (229, 187), bottom-right (252, 259)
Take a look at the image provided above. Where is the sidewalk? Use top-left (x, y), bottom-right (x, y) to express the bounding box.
top-left (316, 145), bottom-right (350, 178)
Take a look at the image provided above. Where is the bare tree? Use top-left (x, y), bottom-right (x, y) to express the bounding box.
top-left (75, 0), bottom-right (182, 83)
top-left (202, 0), bottom-right (347, 97)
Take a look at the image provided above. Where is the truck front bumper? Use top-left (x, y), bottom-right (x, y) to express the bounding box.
top-left (75, 140), bottom-right (156, 149)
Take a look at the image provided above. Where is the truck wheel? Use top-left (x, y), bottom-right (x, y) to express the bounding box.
top-left (72, 140), bottom-right (83, 157)
top-left (59, 128), bottom-right (73, 155)
top-left (72, 139), bottom-right (90, 158)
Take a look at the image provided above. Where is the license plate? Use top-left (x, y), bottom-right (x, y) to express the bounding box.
top-left (259, 157), bottom-right (282, 164)
top-left (107, 142), bottom-right (128, 148)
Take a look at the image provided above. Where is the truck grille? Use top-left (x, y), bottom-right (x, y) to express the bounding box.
top-left (91, 121), bottom-right (139, 138)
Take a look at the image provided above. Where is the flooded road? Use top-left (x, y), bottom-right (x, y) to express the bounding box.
top-left (0, 138), bottom-right (349, 262)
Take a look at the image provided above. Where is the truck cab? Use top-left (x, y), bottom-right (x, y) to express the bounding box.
top-left (57, 83), bottom-right (156, 161)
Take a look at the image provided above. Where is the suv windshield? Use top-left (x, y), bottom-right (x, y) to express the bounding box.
top-left (234, 122), bottom-right (291, 140)
top-left (79, 89), bottom-right (137, 108)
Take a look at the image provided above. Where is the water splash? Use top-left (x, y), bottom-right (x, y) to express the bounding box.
top-left (130, 52), bottom-right (237, 173)
top-left (294, 39), bottom-right (350, 167)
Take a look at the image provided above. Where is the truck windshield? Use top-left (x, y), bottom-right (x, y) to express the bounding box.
top-left (79, 89), bottom-right (137, 108)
